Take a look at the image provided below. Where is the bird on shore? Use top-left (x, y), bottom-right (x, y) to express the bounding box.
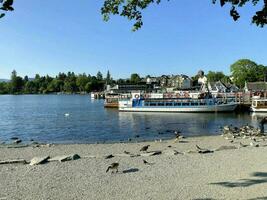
top-left (124, 151), bottom-right (130, 154)
top-left (106, 162), bottom-right (119, 173)
top-left (143, 159), bottom-right (154, 165)
top-left (239, 142), bottom-right (248, 148)
top-left (174, 131), bottom-right (181, 137)
top-left (195, 145), bottom-right (213, 154)
top-left (140, 145), bottom-right (150, 152)
top-left (105, 154), bottom-right (114, 159)
top-left (174, 131), bottom-right (184, 142)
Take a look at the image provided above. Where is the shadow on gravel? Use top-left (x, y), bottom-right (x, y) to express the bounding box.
top-left (192, 198), bottom-right (215, 200)
top-left (210, 172), bottom-right (267, 188)
top-left (122, 168), bottom-right (139, 174)
top-left (247, 197), bottom-right (267, 200)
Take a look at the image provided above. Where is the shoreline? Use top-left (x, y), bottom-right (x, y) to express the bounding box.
top-left (1, 134), bottom-right (226, 146)
top-left (1, 134), bottom-right (267, 199)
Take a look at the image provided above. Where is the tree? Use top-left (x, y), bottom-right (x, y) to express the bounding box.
top-left (206, 71), bottom-right (226, 82)
top-left (105, 70), bottom-right (112, 85)
top-left (76, 73), bottom-right (89, 92)
top-left (130, 73), bottom-right (141, 84)
top-left (24, 81), bottom-right (36, 94)
top-left (2, 1), bottom-right (267, 31)
top-left (9, 70), bottom-right (24, 94)
top-left (96, 71), bottom-right (103, 81)
top-left (0, 82), bottom-right (8, 94)
top-left (230, 59), bottom-right (267, 88)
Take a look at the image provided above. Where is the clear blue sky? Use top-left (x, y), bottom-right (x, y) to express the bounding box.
top-left (0, 0), bottom-right (266, 79)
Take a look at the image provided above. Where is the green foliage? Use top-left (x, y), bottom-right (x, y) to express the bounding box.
top-left (76, 73), bottom-right (90, 92)
top-left (130, 73), bottom-right (141, 84)
top-left (9, 70), bottom-right (24, 94)
top-left (230, 59), bottom-right (267, 88)
top-left (1, 1), bottom-right (266, 31)
top-left (96, 71), bottom-right (103, 81)
top-left (101, 0), bottom-right (267, 31)
top-left (0, 82), bottom-right (8, 94)
top-left (101, 0), bottom-right (167, 31)
top-left (0, 71), bottom-right (109, 94)
top-left (207, 71), bottom-right (227, 82)
top-left (105, 70), bottom-right (112, 85)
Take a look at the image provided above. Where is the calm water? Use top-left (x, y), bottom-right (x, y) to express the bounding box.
top-left (0, 95), bottom-right (263, 144)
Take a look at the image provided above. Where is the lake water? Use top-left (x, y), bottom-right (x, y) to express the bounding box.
top-left (0, 95), bottom-right (263, 144)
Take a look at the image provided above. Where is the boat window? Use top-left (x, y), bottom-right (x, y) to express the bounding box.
top-left (150, 103), bottom-right (156, 106)
top-left (158, 102), bottom-right (164, 106)
top-left (252, 101), bottom-right (256, 107)
top-left (200, 102), bottom-right (206, 105)
top-left (174, 103), bottom-right (181, 106)
top-left (182, 103), bottom-right (190, 106)
top-left (145, 102), bottom-right (149, 106)
top-left (166, 103), bottom-right (173, 106)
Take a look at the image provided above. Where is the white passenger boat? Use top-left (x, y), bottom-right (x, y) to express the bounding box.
top-left (251, 98), bottom-right (267, 112)
top-left (119, 93), bottom-right (238, 113)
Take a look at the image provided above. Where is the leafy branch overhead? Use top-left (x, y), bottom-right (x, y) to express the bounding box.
top-left (0, 0), bottom-right (14, 18)
top-left (101, 0), bottom-right (267, 31)
top-left (0, 0), bottom-right (266, 30)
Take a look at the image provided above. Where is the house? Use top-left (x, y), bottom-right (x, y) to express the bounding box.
top-left (168, 75), bottom-right (192, 89)
top-left (158, 75), bottom-right (169, 87)
top-left (145, 77), bottom-right (159, 85)
top-left (208, 81), bottom-right (227, 93)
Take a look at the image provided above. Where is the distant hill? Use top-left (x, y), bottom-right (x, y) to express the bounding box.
top-left (0, 79), bottom-right (10, 82)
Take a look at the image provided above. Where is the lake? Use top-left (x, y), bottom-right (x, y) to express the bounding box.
top-left (0, 95), bottom-right (263, 144)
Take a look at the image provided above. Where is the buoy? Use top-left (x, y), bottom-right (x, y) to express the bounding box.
top-left (64, 113), bottom-right (70, 117)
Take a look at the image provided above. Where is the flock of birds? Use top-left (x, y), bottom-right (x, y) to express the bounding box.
top-left (105, 131), bottom-right (187, 174)
top-left (222, 124), bottom-right (266, 148)
top-left (106, 144), bottom-right (152, 174)
top-left (105, 124), bottom-right (267, 174)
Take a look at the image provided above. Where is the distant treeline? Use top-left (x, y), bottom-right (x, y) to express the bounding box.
top-left (0, 70), bottom-right (143, 94)
top-left (0, 71), bottom-right (110, 94)
top-left (0, 59), bottom-right (266, 94)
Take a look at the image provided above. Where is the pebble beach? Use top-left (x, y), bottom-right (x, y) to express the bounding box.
top-left (1, 134), bottom-right (267, 200)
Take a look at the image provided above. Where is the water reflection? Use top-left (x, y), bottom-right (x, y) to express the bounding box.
top-left (118, 111), bottom-right (258, 137)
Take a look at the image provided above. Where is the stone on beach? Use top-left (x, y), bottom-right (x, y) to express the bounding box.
top-left (29, 156), bottom-right (50, 166)
top-left (48, 154), bottom-right (81, 162)
top-left (164, 150), bottom-right (181, 156)
top-left (215, 145), bottom-right (238, 151)
top-left (140, 150), bottom-right (162, 157)
top-left (0, 159), bottom-right (27, 165)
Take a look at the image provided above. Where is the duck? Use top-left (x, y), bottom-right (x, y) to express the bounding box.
top-left (106, 162), bottom-right (119, 173)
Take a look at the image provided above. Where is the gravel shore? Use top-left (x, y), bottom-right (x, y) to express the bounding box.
top-left (1, 135), bottom-right (267, 200)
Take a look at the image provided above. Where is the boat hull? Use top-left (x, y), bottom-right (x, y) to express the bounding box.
top-left (119, 103), bottom-right (238, 113)
top-left (104, 102), bottom-right (119, 108)
top-left (250, 107), bottom-right (267, 112)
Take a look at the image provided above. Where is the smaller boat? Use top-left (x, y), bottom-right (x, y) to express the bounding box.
top-left (104, 93), bottom-right (131, 108)
top-left (251, 98), bottom-right (267, 112)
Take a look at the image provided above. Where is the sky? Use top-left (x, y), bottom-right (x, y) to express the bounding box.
top-left (0, 0), bottom-right (267, 79)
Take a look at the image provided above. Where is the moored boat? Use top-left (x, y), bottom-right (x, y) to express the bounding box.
top-left (119, 93), bottom-right (238, 113)
top-left (104, 93), bottom-right (131, 108)
top-left (251, 98), bottom-right (267, 112)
